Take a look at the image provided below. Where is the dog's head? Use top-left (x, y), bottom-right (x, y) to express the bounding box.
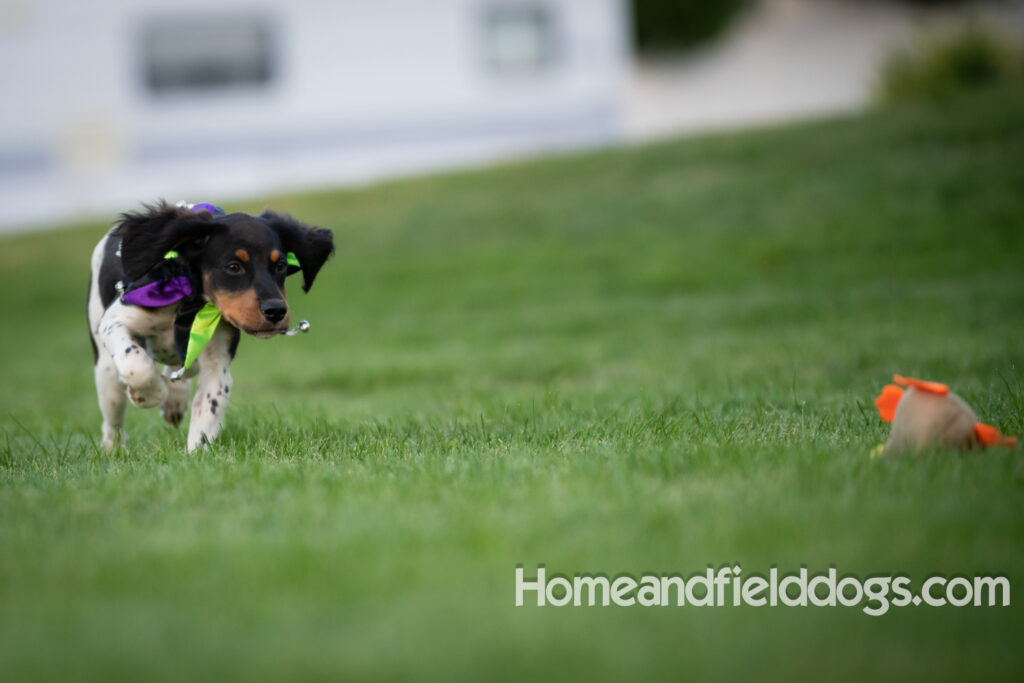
top-left (118, 202), bottom-right (334, 337)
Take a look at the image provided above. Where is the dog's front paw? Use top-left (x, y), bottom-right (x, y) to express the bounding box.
top-left (119, 351), bottom-right (166, 407)
top-left (186, 430), bottom-right (211, 452)
top-left (125, 375), bottom-right (168, 408)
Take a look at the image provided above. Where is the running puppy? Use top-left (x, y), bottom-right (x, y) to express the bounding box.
top-left (87, 201), bottom-right (334, 451)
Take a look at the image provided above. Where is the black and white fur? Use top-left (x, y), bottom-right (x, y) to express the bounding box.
top-left (87, 202), bottom-right (334, 451)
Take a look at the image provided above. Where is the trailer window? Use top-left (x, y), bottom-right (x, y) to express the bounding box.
top-left (482, 4), bottom-right (559, 77)
top-left (142, 15), bottom-right (275, 95)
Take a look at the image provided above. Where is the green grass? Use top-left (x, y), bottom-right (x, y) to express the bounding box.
top-left (2, 85), bottom-right (1024, 682)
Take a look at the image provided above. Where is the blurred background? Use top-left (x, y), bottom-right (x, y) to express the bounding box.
top-left (2, 2), bottom-right (1024, 680)
top-left (1, 0), bottom-right (1021, 233)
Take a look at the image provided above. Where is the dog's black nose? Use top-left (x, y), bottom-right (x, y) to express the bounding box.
top-left (260, 300), bottom-right (288, 323)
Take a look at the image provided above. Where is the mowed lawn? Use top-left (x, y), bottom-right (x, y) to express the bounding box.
top-left (1, 85), bottom-right (1023, 681)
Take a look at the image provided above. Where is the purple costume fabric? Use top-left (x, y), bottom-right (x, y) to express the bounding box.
top-left (122, 276), bottom-right (193, 307)
top-left (120, 201), bottom-right (221, 310)
top-left (191, 202), bottom-right (221, 215)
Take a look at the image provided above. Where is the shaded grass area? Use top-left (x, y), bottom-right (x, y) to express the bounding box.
top-left (1, 85), bottom-right (1023, 681)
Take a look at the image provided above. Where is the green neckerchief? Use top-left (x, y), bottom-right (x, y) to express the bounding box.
top-left (183, 302), bottom-right (223, 371)
top-left (165, 250), bottom-right (299, 373)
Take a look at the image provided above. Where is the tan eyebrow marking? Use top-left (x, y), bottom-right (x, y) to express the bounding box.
top-left (270, 249), bottom-right (281, 263)
top-left (235, 249), bottom-right (250, 263)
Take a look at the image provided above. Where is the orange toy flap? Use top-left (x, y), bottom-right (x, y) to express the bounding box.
top-left (874, 384), bottom-right (904, 422)
top-left (974, 422), bottom-right (1018, 448)
top-left (893, 374), bottom-right (949, 396)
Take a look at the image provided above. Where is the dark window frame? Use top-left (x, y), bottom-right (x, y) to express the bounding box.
top-left (140, 14), bottom-right (277, 97)
top-left (480, 3), bottom-right (561, 78)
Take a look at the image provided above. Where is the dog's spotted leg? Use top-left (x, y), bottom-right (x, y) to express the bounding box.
top-left (94, 349), bottom-right (127, 449)
top-left (161, 369), bottom-right (191, 428)
top-left (187, 324), bottom-right (234, 452)
top-left (97, 302), bottom-right (168, 408)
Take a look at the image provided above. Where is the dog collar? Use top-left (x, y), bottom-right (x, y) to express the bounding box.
top-left (163, 249), bottom-right (298, 265)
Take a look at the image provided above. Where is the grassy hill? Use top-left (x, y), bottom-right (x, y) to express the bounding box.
top-left (1, 85), bottom-right (1023, 681)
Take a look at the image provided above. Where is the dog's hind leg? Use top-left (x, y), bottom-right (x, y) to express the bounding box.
top-left (161, 370), bottom-right (190, 428)
top-left (95, 351), bottom-right (127, 449)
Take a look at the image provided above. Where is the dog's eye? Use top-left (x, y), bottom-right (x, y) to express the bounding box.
top-left (224, 262), bottom-right (243, 275)
top-left (275, 259), bottom-right (288, 272)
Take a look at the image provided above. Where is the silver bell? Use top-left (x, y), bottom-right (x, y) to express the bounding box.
top-left (281, 320), bottom-right (310, 336)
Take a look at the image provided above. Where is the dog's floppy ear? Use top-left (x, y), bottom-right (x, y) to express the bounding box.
top-left (118, 202), bottom-right (217, 280)
top-left (259, 210), bottom-right (335, 293)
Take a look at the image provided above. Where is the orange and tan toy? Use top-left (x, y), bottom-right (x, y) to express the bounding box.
top-left (872, 375), bottom-right (1017, 457)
